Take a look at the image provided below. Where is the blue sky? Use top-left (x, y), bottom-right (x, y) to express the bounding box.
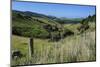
top-left (12, 1), bottom-right (96, 18)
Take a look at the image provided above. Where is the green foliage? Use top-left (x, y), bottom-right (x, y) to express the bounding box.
top-left (12, 26), bottom-right (49, 38)
top-left (80, 14), bottom-right (96, 25)
top-left (12, 10), bottom-right (76, 39)
top-left (81, 18), bottom-right (88, 25)
top-left (12, 10), bottom-right (58, 38)
top-left (78, 14), bottom-right (96, 33)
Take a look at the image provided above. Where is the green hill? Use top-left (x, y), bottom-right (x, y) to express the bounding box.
top-left (12, 10), bottom-right (96, 39)
top-left (12, 10), bottom-right (62, 38)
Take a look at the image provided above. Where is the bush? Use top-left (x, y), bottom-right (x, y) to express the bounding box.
top-left (12, 26), bottom-right (49, 38)
top-left (63, 29), bottom-right (74, 37)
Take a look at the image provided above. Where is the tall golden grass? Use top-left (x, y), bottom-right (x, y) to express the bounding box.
top-left (11, 31), bottom-right (96, 66)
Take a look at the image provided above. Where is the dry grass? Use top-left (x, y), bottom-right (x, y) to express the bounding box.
top-left (11, 31), bottom-right (96, 66)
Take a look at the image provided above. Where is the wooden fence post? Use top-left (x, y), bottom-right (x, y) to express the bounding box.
top-left (28, 37), bottom-right (34, 58)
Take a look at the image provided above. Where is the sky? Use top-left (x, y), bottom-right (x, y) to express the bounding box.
top-left (12, 1), bottom-right (96, 18)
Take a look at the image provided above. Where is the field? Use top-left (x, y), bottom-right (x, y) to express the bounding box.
top-left (11, 5), bottom-right (96, 66)
top-left (11, 23), bottom-right (96, 66)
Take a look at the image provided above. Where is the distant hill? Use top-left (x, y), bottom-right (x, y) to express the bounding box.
top-left (12, 10), bottom-right (90, 38)
top-left (13, 10), bottom-right (58, 20)
top-left (55, 18), bottom-right (82, 24)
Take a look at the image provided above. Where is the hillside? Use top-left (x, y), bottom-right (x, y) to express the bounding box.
top-left (12, 10), bottom-right (61, 38)
top-left (12, 10), bottom-right (75, 39)
top-left (12, 10), bottom-right (96, 66)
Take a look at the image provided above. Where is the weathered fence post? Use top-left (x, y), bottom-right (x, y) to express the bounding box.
top-left (28, 37), bottom-right (34, 58)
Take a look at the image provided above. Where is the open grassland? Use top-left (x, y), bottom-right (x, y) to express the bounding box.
top-left (12, 10), bottom-right (96, 66)
top-left (11, 30), bottom-right (96, 66)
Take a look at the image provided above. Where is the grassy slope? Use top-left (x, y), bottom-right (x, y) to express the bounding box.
top-left (12, 12), bottom-right (61, 38)
top-left (12, 10), bottom-right (59, 26)
top-left (11, 23), bottom-right (96, 65)
top-left (12, 11), bottom-right (96, 65)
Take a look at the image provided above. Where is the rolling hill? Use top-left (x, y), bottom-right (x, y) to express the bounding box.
top-left (12, 10), bottom-right (78, 39)
top-left (12, 10), bottom-right (62, 38)
top-left (12, 10), bottom-right (96, 39)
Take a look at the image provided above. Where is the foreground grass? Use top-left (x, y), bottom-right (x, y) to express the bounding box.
top-left (11, 30), bottom-right (96, 66)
